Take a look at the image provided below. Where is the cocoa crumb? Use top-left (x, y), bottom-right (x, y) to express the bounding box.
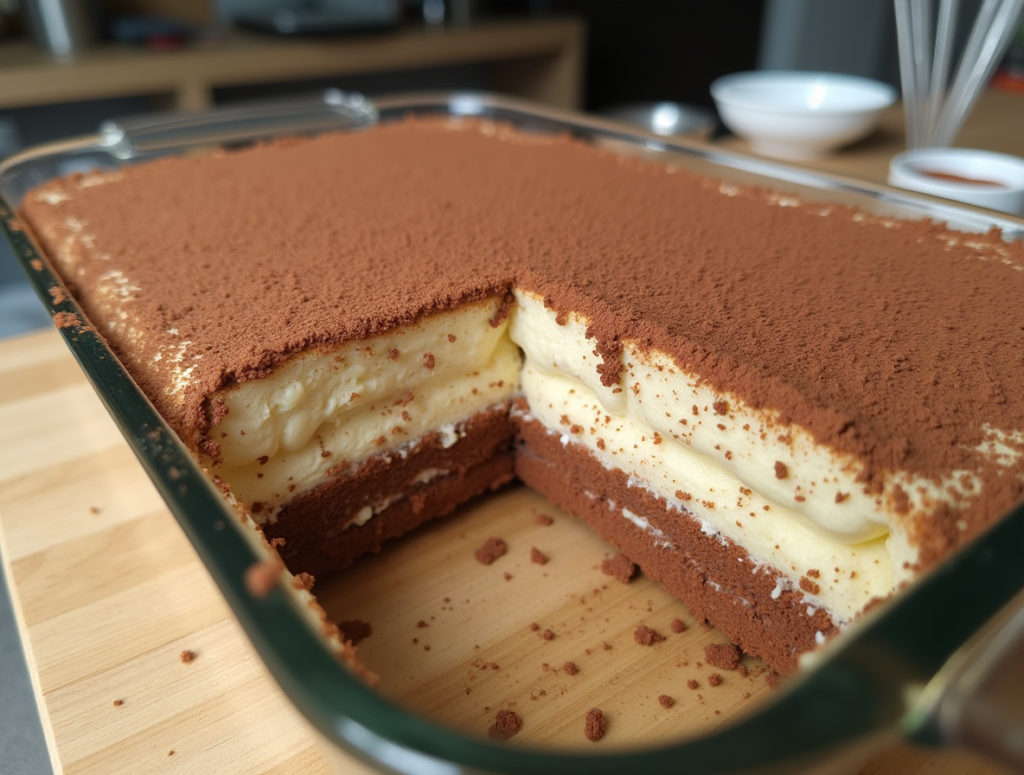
top-left (89, 506), bottom-right (101, 515)
top-left (658, 694), bottom-right (674, 708)
top-left (603, 642), bottom-right (612, 651)
top-left (168, 750), bottom-right (174, 757)
top-left (584, 708), bottom-right (606, 742)
top-left (601, 553), bottom-right (636, 583)
top-left (563, 661), bottom-right (579, 675)
top-left (338, 620), bottom-right (372, 646)
top-left (529, 623), bottom-right (540, 631)
top-left (504, 572), bottom-right (513, 581)
top-left (707, 673), bottom-right (722, 687)
top-left (474, 537), bottom-right (506, 565)
top-left (292, 572), bottom-right (315, 592)
top-left (634, 625), bottom-right (666, 646)
top-left (423, 353), bottom-right (435, 369)
top-left (704, 643), bottom-right (741, 670)
top-left (388, 348), bottom-right (400, 360)
top-left (774, 461), bottom-right (788, 479)
top-left (244, 559), bottom-right (282, 598)
top-left (113, 699), bottom-right (123, 707)
top-left (799, 576), bottom-right (821, 595)
top-left (807, 568), bottom-right (821, 578)
top-left (670, 618), bottom-right (687, 633)
top-left (530, 547), bottom-right (548, 565)
top-left (543, 629), bottom-right (555, 640)
top-left (52, 311), bottom-right (80, 329)
top-left (416, 620), bottom-right (429, 628)
top-left (765, 672), bottom-right (781, 689)
top-left (488, 709), bottom-right (521, 741)
top-left (687, 680), bottom-right (699, 690)
top-left (179, 650), bottom-right (195, 664)
top-left (535, 513), bottom-right (554, 526)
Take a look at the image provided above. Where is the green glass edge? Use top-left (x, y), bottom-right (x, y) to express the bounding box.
top-left (0, 93), bottom-right (1021, 774)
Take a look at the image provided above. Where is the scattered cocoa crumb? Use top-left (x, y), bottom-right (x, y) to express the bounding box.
top-left (423, 353), bottom-right (435, 369)
top-left (168, 751), bottom-right (175, 757)
top-left (687, 680), bottom-right (699, 690)
top-left (530, 623), bottom-right (540, 631)
top-left (269, 537), bottom-right (286, 548)
top-left (423, 645), bottom-right (431, 651)
top-left (634, 625), bottom-right (666, 646)
top-left (530, 547), bottom-right (548, 565)
top-left (737, 664), bottom-right (748, 677)
top-left (543, 629), bottom-right (555, 640)
top-left (704, 643), bottom-right (741, 670)
top-left (799, 576), bottom-right (821, 595)
top-left (388, 348), bottom-right (400, 360)
top-left (88, 506), bottom-right (101, 515)
top-left (807, 568), bottom-right (821, 578)
top-left (416, 620), bottom-right (429, 628)
top-left (584, 708), bottom-right (606, 742)
top-left (179, 650), bottom-right (195, 664)
top-left (475, 537), bottom-right (506, 565)
top-left (535, 514), bottom-right (554, 526)
top-left (658, 694), bottom-right (674, 708)
top-left (765, 672), bottom-right (781, 689)
top-left (244, 559), bottom-right (282, 598)
top-left (670, 618), bottom-right (686, 633)
top-left (338, 620), bottom-right (372, 646)
top-left (603, 642), bottom-right (612, 651)
top-left (113, 699), bottom-right (123, 707)
top-left (774, 461), bottom-right (788, 479)
top-left (503, 572), bottom-right (513, 581)
top-left (30, 259), bottom-right (42, 271)
top-left (292, 572), bottom-right (315, 592)
top-left (601, 553), bottom-right (637, 583)
top-left (707, 673), bottom-right (722, 687)
top-left (488, 709), bottom-right (521, 741)
top-left (563, 661), bottom-right (579, 675)
top-left (52, 311), bottom-right (80, 329)
top-left (490, 662), bottom-right (500, 670)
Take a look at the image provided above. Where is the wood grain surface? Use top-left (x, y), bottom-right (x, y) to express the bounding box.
top-left (0, 328), bottom-right (1007, 773)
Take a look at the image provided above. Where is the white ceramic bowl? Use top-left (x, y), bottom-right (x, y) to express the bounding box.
top-left (711, 71), bottom-right (896, 161)
top-left (888, 148), bottom-right (1024, 216)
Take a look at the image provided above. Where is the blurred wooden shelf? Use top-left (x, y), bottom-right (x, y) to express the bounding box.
top-left (0, 17), bottom-right (584, 111)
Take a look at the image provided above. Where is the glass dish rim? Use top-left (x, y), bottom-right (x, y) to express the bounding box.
top-left (1, 90), bottom-right (1022, 774)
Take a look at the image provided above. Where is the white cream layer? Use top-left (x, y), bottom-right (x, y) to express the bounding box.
top-left (212, 300), bottom-right (520, 517)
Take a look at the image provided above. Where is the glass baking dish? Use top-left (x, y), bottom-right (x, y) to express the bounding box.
top-left (1, 91), bottom-right (1023, 774)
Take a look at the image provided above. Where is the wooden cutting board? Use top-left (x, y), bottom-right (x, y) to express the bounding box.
top-left (0, 327), bottom-right (1006, 774)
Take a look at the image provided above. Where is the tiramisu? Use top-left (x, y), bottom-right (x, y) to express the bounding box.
top-left (19, 117), bottom-right (1024, 673)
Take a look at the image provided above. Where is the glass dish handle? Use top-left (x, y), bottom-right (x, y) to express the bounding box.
top-left (97, 89), bottom-right (379, 158)
top-left (932, 587), bottom-right (1024, 770)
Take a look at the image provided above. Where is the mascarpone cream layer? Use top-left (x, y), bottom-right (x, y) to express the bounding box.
top-left (212, 300), bottom-right (520, 516)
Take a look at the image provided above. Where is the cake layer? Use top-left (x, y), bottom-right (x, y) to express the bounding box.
top-left (265, 403), bottom-right (517, 576)
top-left (515, 416), bottom-right (838, 674)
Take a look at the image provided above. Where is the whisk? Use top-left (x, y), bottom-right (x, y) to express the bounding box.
top-left (894, 0), bottom-right (1024, 148)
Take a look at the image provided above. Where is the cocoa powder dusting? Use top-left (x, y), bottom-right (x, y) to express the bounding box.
top-left (20, 117), bottom-right (1024, 564)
